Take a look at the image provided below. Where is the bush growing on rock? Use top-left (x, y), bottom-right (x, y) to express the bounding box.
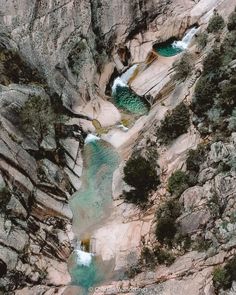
top-left (173, 52), bottom-right (193, 81)
top-left (153, 247), bottom-right (175, 266)
top-left (192, 75), bottom-right (217, 116)
top-left (123, 155), bottom-right (160, 205)
top-left (155, 199), bottom-right (181, 246)
top-left (196, 32), bottom-right (208, 49)
top-left (20, 95), bottom-right (58, 144)
top-left (202, 47), bottom-right (222, 75)
top-left (157, 102), bottom-right (190, 144)
top-left (207, 12), bottom-right (225, 33)
top-left (213, 267), bottom-right (230, 291)
top-left (212, 255), bottom-right (236, 291)
top-left (219, 77), bottom-right (236, 113)
top-left (227, 9), bottom-right (236, 31)
top-left (168, 170), bottom-right (189, 197)
top-left (221, 31), bottom-right (236, 65)
top-left (186, 144), bottom-right (208, 173)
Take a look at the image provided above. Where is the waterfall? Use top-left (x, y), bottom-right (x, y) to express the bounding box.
top-left (75, 249), bottom-right (93, 267)
top-left (112, 64), bottom-right (138, 94)
top-left (85, 133), bottom-right (100, 144)
top-left (172, 27), bottom-right (199, 50)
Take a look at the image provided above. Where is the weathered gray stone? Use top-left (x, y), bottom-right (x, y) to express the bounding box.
top-left (209, 142), bottom-right (229, 163)
top-left (178, 209), bottom-right (211, 234)
top-left (6, 195), bottom-right (27, 219)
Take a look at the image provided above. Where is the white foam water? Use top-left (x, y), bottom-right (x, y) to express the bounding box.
top-left (111, 77), bottom-right (128, 94)
top-left (120, 64), bottom-right (138, 83)
top-left (172, 27), bottom-right (199, 50)
top-left (75, 249), bottom-right (93, 267)
top-left (112, 64), bottom-right (138, 94)
top-left (85, 134), bottom-right (100, 144)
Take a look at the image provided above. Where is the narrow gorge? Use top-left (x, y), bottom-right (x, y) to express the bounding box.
top-left (1, 1), bottom-right (236, 295)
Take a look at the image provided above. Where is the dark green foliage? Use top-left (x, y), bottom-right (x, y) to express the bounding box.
top-left (125, 265), bottom-right (142, 279)
top-left (0, 48), bottom-right (45, 86)
top-left (173, 52), bottom-right (193, 81)
top-left (155, 217), bottom-right (178, 245)
top-left (207, 12), bottom-right (225, 33)
top-left (202, 47), bottom-right (222, 75)
top-left (153, 247), bottom-right (175, 266)
top-left (220, 31), bottom-right (236, 65)
top-left (20, 95), bottom-right (58, 143)
top-left (196, 32), bottom-right (208, 49)
top-left (227, 10), bottom-right (236, 31)
top-left (140, 247), bottom-right (156, 268)
top-left (140, 246), bottom-right (175, 269)
top-left (123, 155), bottom-right (159, 192)
top-left (155, 200), bottom-right (181, 246)
top-left (218, 77), bottom-right (236, 113)
top-left (123, 155), bottom-right (160, 205)
top-left (186, 144), bottom-right (208, 173)
top-left (113, 85), bottom-right (149, 115)
top-left (213, 267), bottom-right (230, 291)
top-left (0, 186), bottom-right (11, 208)
top-left (123, 189), bottom-right (148, 205)
top-left (193, 236), bottom-right (212, 252)
top-left (168, 170), bottom-right (189, 197)
top-left (192, 75), bottom-right (217, 115)
top-left (68, 40), bottom-right (87, 75)
top-left (157, 103), bottom-right (190, 144)
top-left (224, 255), bottom-right (236, 285)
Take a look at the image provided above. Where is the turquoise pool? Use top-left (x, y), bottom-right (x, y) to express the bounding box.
top-left (154, 39), bottom-right (183, 57)
top-left (69, 138), bottom-right (119, 292)
top-left (112, 85), bottom-right (149, 115)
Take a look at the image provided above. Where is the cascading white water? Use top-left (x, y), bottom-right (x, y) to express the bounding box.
top-left (111, 64), bottom-right (138, 94)
top-left (84, 133), bottom-right (100, 144)
top-left (75, 249), bottom-right (93, 267)
top-left (172, 27), bottom-right (199, 50)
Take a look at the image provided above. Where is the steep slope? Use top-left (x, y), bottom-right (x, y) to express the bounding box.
top-left (0, 0), bottom-right (236, 295)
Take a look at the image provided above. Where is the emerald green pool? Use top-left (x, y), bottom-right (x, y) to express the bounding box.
top-left (153, 39), bottom-right (183, 57)
top-left (112, 85), bottom-right (149, 115)
top-left (70, 137), bottom-right (119, 236)
top-left (69, 137), bottom-right (119, 292)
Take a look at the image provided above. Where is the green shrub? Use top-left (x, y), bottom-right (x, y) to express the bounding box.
top-left (157, 103), bottom-right (190, 144)
top-left (212, 255), bottom-right (236, 291)
top-left (0, 186), bottom-right (11, 208)
top-left (202, 47), bottom-right (222, 75)
top-left (140, 247), bottom-right (155, 268)
top-left (213, 267), bottom-right (231, 291)
top-left (68, 40), bottom-right (87, 75)
top-left (20, 95), bottom-right (58, 144)
top-left (155, 200), bottom-right (181, 246)
top-left (192, 75), bottom-right (217, 115)
top-left (196, 32), bottom-right (208, 49)
top-left (227, 10), bottom-right (236, 31)
top-left (125, 265), bottom-right (142, 279)
top-left (155, 216), bottom-right (178, 246)
top-left (221, 31), bottom-right (236, 65)
top-left (224, 255), bottom-right (236, 282)
top-left (207, 12), bottom-right (225, 33)
top-left (153, 247), bottom-right (175, 266)
top-left (219, 78), bottom-right (236, 113)
top-left (168, 170), bottom-right (189, 196)
top-left (186, 144), bottom-right (208, 173)
top-left (173, 52), bottom-right (193, 81)
top-left (123, 155), bottom-right (160, 205)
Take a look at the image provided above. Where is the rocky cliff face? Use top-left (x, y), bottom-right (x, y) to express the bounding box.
top-left (1, 0), bottom-right (236, 294)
